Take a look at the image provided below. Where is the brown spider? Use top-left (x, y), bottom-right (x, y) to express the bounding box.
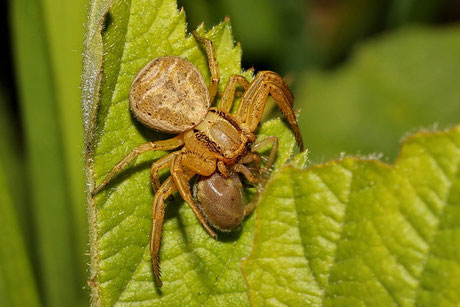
top-left (92, 32), bottom-right (304, 287)
top-left (194, 166), bottom-right (258, 233)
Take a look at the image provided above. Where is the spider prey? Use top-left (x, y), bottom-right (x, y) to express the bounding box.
top-left (92, 31), bottom-right (304, 287)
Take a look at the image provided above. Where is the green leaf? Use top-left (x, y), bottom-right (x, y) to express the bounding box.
top-left (297, 25), bottom-right (460, 162)
top-left (0, 160), bottom-right (41, 307)
top-left (242, 124), bottom-right (460, 306)
top-left (0, 88), bottom-right (28, 238)
top-left (83, 0), bottom-right (282, 305)
top-left (0, 90), bottom-right (40, 307)
top-left (40, 0), bottom-right (89, 291)
top-left (10, 0), bottom-right (84, 305)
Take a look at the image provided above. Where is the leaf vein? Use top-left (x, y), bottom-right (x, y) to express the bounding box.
top-left (314, 167), bottom-right (352, 296)
top-left (290, 173), bottom-right (322, 290)
top-left (413, 143), bottom-right (459, 304)
top-left (201, 241), bottom-right (238, 306)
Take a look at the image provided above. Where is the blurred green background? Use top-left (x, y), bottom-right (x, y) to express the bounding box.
top-left (1, 0), bottom-right (459, 306)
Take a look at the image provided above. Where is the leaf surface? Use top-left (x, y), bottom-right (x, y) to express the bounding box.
top-left (243, 125), bottom-right (460, 306)
top-left (84, 0), bottom-right (281, 305)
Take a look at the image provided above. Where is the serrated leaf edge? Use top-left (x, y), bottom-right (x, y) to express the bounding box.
top-left (241, 124), bottom-right (460, 306)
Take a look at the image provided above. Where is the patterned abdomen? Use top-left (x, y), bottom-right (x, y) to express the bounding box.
top-left (130, 56), bottom-right (210, 134)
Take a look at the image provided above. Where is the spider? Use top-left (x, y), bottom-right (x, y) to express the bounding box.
top-left (193, 162), bottom-right (261, 233)
top-left (92, 31), bottom-right (304, 287)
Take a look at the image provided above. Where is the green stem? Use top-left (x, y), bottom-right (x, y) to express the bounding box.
top-left (10, 0), bottom-right (80, 306)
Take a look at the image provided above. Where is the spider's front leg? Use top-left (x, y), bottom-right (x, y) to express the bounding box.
top-left (92, 135), bottom-right (184, 195)
top-left (192, 31), bottom-right (220, 102)
top-left (237, 71), bottom-right (304, 151)
top-left (219, 75), bottom-right (250, 112)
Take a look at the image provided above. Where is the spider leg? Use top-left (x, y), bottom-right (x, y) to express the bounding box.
top-left (237, 71), bottom-right (304, 151)
top-left (236, 154), bottom-right (267, 218)
top-left (243, 200), bottom-right (257, 217)
top-left (267, 84), bottom-right (303, 150)
top-left (230, 161), bottom-right (263, 219)
top-left (171, 152), bottom-right (217, 239)
top-left (150, 152), bottom-right (178, 192)
top-left (192, 31), bottom-right (220, 102)
top-left (231, 162), bottom-right (260, 218)
top-left (232, 164), bottom-right (262, 184)
top-left (220, 75), bottom-right (250, 112)
top-left (150, 176), bottom-right (174, 288)
top-left (241, 152), bottom-right (264, 167)
top-left (237, 71), bottom-right (293, 116)
top-left (92, 136), bottom-right (184, 195)
top-left (251, 136), bottom-right (279, 172)
top-left (150, 170), bottom-right (194, 288)
top-left (217, 160), bottom-right (230, 178)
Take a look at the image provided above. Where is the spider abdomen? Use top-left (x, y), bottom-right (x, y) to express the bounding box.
top-left (194, 171), bottom-right (246, 231)
top-left (130, 56), bottom-right (210, 134)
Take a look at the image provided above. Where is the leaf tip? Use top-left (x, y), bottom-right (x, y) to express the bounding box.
top-left (196, 21), bottom-right (205, 32)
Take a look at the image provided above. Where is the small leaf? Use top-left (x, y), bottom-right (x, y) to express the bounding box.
top-left (242, 124), bottom-right (460, 306)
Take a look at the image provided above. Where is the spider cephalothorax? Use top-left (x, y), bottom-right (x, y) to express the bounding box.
top-left (92, 31), bottom-right (304, 287)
